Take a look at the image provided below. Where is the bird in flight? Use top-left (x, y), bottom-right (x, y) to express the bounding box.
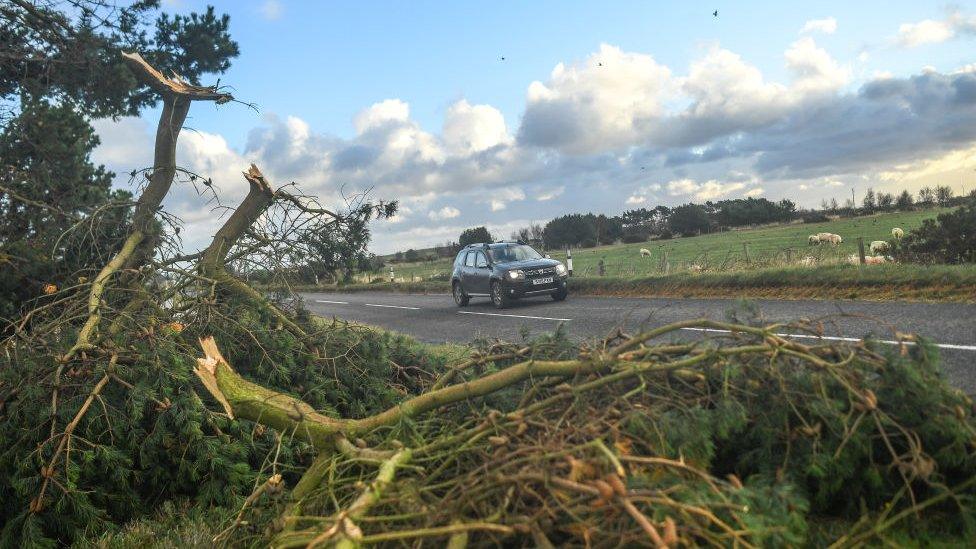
top-left (500, 56), bottom-right (506, 61)
top-left (598, 62), bottom-right (603, 67)
top-left (713, 10), bottom-right (718, 17)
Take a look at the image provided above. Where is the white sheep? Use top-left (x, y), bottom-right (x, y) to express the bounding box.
top-left (639, 248), bottom-right (652, 258)
top-left (891, 227), bottom-right (904, 240)
top-left (848, 254), bottom-right (890, 265)
top-left (808, 235), bottom-right (820, 245)
top-left (815, 232), bottom-right (834, 241)
top-left (828, 233), bottom-right (843, 245)
top-left (869, 240), bottom-right (890, 255)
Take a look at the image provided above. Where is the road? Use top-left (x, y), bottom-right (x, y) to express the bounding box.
top-left (301, 291), bottom-right (976, 393)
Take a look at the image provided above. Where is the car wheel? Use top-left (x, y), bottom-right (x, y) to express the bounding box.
top-left (490, 281), bottom-right (511, 309)
top-left (551, 287), bottom-right (568, 301)
top-left (453, 282), bottom-right (469, 306)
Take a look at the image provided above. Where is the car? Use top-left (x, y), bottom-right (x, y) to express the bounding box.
top-left (451, 241), bottom-right (569, 309)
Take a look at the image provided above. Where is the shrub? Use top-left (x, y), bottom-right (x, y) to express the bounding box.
top-left (802, 211), bottom-right (830, 223)
top-left (900, 198), bottom-right (976, 263)
top-left (621, 233), bottom-right (648, 244)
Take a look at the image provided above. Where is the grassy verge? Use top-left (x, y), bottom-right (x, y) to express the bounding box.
top-left (296, 263), bottom-right (976, 302)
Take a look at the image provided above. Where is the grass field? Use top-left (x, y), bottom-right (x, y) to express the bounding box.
top-left (372, 208), bottom-right (951, 282)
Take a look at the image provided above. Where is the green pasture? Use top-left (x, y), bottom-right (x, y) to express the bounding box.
top-left (375, 208), bottom-right (951, 281)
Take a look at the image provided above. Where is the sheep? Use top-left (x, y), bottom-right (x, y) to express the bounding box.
top-left (639, 248), bottom-right (652, 258)
top-left (817, 233), bottom-right (842, 245)
top-left (891, 227), bottom-right (904, 239)
top-left (869, 240), bottom-right (890, 255)
top-left (808, 235), bottom-right (820, 245)
top-left (848, 254), bottom-right (890, 265)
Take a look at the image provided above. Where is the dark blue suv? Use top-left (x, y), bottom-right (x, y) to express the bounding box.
top-left (451, 242), bottom-right (568, 309)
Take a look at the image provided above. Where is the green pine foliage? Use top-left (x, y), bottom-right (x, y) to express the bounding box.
top-left (0, 297), bottom-right (452, 547)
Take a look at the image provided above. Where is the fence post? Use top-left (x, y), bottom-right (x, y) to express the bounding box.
top-left (598, 259), bottom-right (605, 276)
top-left (742, 242), bottom-right (751, 265)
top-left (857, 237), bottom-right (866, 265)
top-left (389, 266), bottom-right (395, 284)
top-left (785, 248), bottom-right (792, 264)
top-left (566, 247), bottom-right (573, 276)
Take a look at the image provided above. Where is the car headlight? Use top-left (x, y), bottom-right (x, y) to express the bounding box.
top-left (507, 269), bottom-right (524, 280)
top-left (555, 263), bottom-right (567, 275)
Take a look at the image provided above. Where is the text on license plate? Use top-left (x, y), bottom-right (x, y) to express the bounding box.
top-left (532, 277), bottom-right (554, 285)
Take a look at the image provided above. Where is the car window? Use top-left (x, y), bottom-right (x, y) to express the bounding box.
top-left (489, 244), bottom-right (543, 262)
top-left (475, 252), bottom-right (488, 268)
top-left (464, 251), bottom-right (475, 267)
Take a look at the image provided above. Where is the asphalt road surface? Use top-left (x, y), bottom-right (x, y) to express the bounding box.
top-left (301, 291), bottom-right (976, 393)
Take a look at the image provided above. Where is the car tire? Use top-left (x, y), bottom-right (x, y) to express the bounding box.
top-left (490, 281), bottom-right (511, 309)
top-left (551, 287), bottom-right (568, 301)
top-left (453, 282), bottom-right (469, 307)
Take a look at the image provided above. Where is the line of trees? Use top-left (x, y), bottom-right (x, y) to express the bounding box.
top-left (526, 197), bottom-right (797, 249)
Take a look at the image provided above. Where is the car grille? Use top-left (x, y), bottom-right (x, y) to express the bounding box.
top-left (523, 267), bottom-right (555, 276)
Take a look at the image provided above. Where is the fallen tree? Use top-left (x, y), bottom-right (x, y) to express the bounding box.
top-left (194, 320), bottom-right (976, 547)
top-left (3, 51), bottom-right (976, 548)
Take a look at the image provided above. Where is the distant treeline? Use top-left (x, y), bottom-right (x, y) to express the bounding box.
top-left (387, 185), bottom-right (971, 261)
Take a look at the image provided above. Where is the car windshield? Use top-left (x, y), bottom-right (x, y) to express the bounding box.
top-left (489, 244), bottom-right (543, 263)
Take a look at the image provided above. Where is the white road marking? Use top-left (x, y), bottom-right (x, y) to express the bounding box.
top-left (458, 311), bottom-right (571, 322)
top-left (315, 300), bottom-right (349, 305)
top-left (364, 303), bottom-right (421, 310)
top-left (679, 327), bottom-right (976, 352)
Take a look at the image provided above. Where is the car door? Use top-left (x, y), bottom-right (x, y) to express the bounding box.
top-left (460, 251), bottom-right (477, 293)
top-left (471, 251), bottom-right (491, 294)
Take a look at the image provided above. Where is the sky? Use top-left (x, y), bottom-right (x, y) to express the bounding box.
top-left (91, 1), bottom-right (976, 254)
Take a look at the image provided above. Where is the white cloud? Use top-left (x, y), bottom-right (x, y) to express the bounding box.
top-left (443, 100), bottom-right (511, 154)
top-left (800, 17), bottom-right (837, 35)
top-left (744, 187), bottom-right (765, 197)
top-left (897, 10), bottom-right (976, 47)
top-left (259, 0), bottom-right (283, 20)
top-left (898, 19), bottom-right (953, 46)
top-left (536, 186), bottom-right (564, 201)
top-left (667, 178), bottom-right (746, 200)
top-left (519, 43), bottom-right (674, 153)
top-left (625, 195), bottom-right (647, 205)
top-left (666, 179), bottom-right (699, 196)
top-left (483, 186), bottom-right (526, 211)
top-left (428, 206), bottom-right (460, 220)
top-left (784, 37), bottom-right (849, 93)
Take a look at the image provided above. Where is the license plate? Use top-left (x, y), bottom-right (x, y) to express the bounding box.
top-left (532, 277), bottom-right (554, 285)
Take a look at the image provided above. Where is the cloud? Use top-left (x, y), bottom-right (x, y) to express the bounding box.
top-left (898, 19), bottom-right (954, 46)
top-left (483, 186), bottom-right (526, 211)
top-left (897, 10), bottom-right (976, 47)
top-left (667, 178), bottom-right (747, 201)
top-left (443, 100), bottom-right (511, 154)
top-left (259, 0), bottom-right (283, 20)
top-left (625, 195), bottom-right (646, 205)
top-left (518, 43), bottom-right (673, 154)
top-left (743, 187), bottom-right (765, 197)
top-left (428, 206), bottom-right (460, 220)
top-left (800, 17), bottom-right (837, 35)
top-left (536, 186), bottom-right (564, 201)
